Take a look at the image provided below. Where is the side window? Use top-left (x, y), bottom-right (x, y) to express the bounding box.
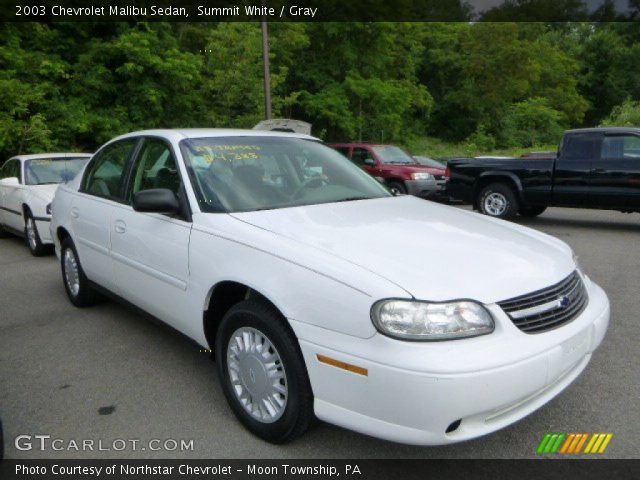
top-left (351, 147), bottom-right (374, 167)
top-left (83, 139), bottom-right (137, 200)
top-left (0, 160), bottom-right (12, 179)
top-left (601, 135), bottom-right (640, 159)
top-left (127, 138), bottom-right (181, 203)
top-left (563, 134), bottom-right (602, 162)
top-left (334, 147), bottom-right (350, 157)
top-left (1, 160), bottom-right (19, 181)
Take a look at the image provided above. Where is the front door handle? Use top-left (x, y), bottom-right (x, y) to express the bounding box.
top-left (70, 207), bottom-right (79, 219)
top-left (114, 220), bottom-right (126, 234)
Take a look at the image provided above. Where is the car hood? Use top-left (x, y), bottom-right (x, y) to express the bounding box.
top-left (230, 196), bottom-right (575, 304)
top-left (29, 184), bottom-right (59, 202)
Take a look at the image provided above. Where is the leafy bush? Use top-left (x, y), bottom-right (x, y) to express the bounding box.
top-left (498, 98), bottom-right (566, 148)
top-left (600, 98), bottom-right (640, 127)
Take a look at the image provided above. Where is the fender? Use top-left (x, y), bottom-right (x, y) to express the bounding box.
top-left (475, 171), bottom-right (524, 203)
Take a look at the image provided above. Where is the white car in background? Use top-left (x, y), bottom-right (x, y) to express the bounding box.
top-left (0, 153), bottom-right (91, 255)
top-left (50, 130), bottom-right (609, 445)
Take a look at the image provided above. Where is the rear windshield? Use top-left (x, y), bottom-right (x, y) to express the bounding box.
top-left (25, 158), bottom-right (89, 185)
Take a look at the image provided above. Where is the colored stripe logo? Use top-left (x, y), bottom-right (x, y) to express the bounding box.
top-left (537, 433), bottom-right (613, 454)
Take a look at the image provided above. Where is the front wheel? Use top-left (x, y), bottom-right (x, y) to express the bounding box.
top-left (478, 183), bottom-right (519, 219)
top-left (215, 300), bottom-right (314, 444)
top-left (25, 211), bottom-right (50, 256)
top-left (387, 181), bottom-right (407, 196)
top-left (60, 237), bottom-right (99, 307)
top-left (519, 205), bottom-right (547, 217)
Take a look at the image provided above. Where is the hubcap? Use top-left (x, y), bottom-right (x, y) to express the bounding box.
top-left (63, 248), bottom-right (80, 297)
top-left (484, 192), bottom-right (508, 216)
top-left (26, 218), bottom-right (37, 249)
top-left (226, 327), bottom-right (288, 423)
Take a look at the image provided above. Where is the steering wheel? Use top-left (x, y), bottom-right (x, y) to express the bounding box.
top-left (291, 177), bottom-right (329, 199)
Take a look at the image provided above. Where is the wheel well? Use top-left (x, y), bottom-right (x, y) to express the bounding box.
top-left (57, 227), bottom-right (71, 245)
top-left (387, 178), bottom-right (405, 185)
top-left (203, 281), bottom-right (280, 351)
top-left (473, 176), bottom-right (519, 209)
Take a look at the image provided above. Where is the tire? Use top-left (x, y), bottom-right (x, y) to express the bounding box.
top-left (0, 223), bottom-right (10, 238)
top-left (387, 181), bottom-right (407, 196)
top-left (60, 237), bottom-right (99, 307)
top-left (215, 299), bottom-right (314, 444)
top-left (24, 210), bottom-right (51, 256)
top-left (478, 183), bottom-right (519, 219)
top-left (519, 205), bottom-right (547, 217)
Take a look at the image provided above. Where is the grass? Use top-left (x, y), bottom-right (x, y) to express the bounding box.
top-left (404, 136), bottom-right (558, 160)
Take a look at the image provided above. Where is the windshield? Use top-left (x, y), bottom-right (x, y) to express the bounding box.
top-left (372, 146), bottom-right (416, 165)
top-left (414, 156), bottom-right (445, 168)
top-left (25, 158), bottom-right (89, 185)
top-left (180, 137), bottom-right (391, 213)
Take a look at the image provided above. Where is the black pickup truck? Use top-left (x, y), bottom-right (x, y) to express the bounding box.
top-left (446, 127), bottom-right (640, 219)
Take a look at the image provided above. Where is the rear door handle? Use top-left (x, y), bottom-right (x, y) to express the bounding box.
top-left (114, 220), bottom-right (126, 234)
top-left (70, 207), bottom-right (79, 218)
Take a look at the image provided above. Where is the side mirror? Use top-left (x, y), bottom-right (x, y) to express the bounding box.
top-left (133, 188), bottom-right (179, 215)
top-left (0, 177), bottom-right (19, 186)
top-left (364, 158), bottom-right (376, 166)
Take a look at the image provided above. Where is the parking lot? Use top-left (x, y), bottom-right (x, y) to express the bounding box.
top-left (1, 206), bottom-right (638, 459)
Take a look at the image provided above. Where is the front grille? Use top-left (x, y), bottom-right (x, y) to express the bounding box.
top-left (498, 271), bottom-right (588, 334)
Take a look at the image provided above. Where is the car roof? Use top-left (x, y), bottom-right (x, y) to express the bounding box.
top-left (110, 128), bottom-right (319, 144)
top-left (565, 127), bottom-right (640, 135)
top-left (330, 142), bottom-right (387, 147)
top-left (9, 153), bottom-right (93, 162)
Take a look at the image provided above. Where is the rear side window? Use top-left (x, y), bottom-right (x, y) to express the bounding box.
top-left (562, 134), bottom-right (602, 162)
top-left (601, 135), bottom-right (640, 159)
top-left (82, 139), bottom-right (138, 200)
top-left (127, 138), bottom-right (181, 203)
top-left (334, 147), bottom-right (350, 157)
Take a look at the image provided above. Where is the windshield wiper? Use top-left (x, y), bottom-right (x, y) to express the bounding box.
top-left (333, 196), bottom-right (370, 203)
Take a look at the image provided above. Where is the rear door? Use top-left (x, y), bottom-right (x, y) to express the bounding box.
top-left (72, 138), bottom-right (139, 292)
top-left (553, 132), bottom-right (601, 207)
top-left (109, 137), bottom-right (192, 331)
top-left (590, 133), bottom-right (640, 209)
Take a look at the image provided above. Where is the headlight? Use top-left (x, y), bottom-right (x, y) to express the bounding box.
top-left (371, 299), bottom-right (494, 341)
top-left (46, 203), bottom-right (52, 215)
top-left (411, 172), bottom-right (430, 180)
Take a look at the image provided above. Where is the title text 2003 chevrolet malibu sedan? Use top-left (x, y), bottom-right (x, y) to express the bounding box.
top-left (50, 129), bottom-right (609, 445)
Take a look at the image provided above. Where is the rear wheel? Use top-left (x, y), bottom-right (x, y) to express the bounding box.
top-left (61, 237), bottom-right (99, 307)
top-left (215, 299), bottom-right (314, 444)
top-left (519, 205), bottom-right (547, 217)
top-left (24, 211), bottom-right (50, 256)
top-left (387, 181), bottom-right (407, 196)
top-left (478, 183), bottom-right (519, 219)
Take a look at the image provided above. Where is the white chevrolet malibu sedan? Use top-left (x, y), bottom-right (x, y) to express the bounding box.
top-left (50, 129), bottom-right (610, 445)
top-left (0, 153), bottom-right (91, 255)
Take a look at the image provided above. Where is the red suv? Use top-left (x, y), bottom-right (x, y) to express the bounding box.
top-left (331, 143), bottom-right (438, 198)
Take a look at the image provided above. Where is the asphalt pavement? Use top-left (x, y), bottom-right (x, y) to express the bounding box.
top-left (0, 206), bottom-right (638, 459)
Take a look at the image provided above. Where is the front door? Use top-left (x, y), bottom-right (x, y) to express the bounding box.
top-left (1, 160), bottom-right (25, 231)
top-left (590, 133), bottom-right (640, 210)
top-left (553, 132), bottom-right (601, 207)
top-left (109, 137), bottom-right (192, 331)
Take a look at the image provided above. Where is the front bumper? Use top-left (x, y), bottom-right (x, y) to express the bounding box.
top-left (291, 279), bottom-right (609, 445)
top-left (404, 178), bottom-right (439, 199)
